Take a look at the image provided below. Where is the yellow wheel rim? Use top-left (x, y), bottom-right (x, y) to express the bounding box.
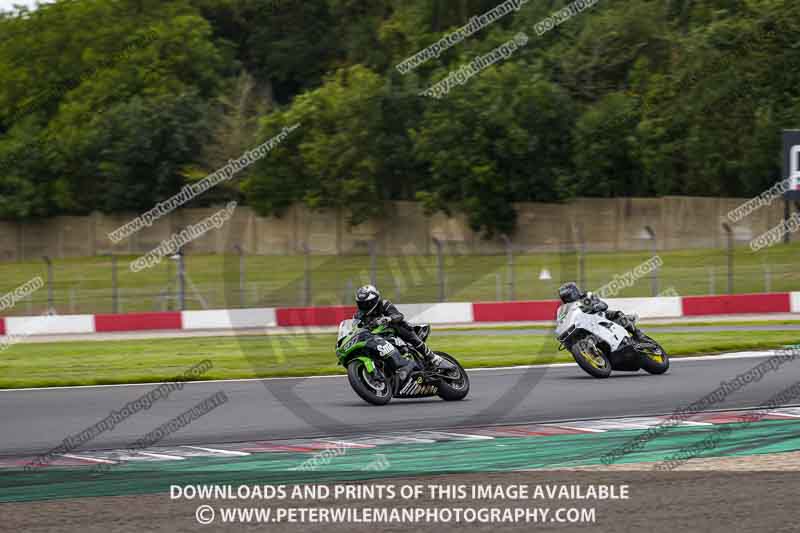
top-left (581, 350), bottom-right (606, 368)
top-left (641, 347), bottom-right (664, 364)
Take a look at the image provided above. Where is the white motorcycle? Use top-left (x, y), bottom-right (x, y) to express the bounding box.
top-left (554, 297), bottom-right (669, 378)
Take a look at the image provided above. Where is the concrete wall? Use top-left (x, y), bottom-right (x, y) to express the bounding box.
top-left (0, 196), bottom-right (788, 260)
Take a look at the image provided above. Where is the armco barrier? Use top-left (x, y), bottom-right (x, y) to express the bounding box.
top-left (471, 297), bottom-right (681, 323)
top-left (182, 308), bottom-right (277, 330)
top-left (397, 303), bottom-right (474, 324)
top-left (2, 292), bottom-right (799, 336)
top-left (6, 314), bottom-right (95, 335)
top-left (275, 305), bottom-right (356, 327)
top-left (94, 311), bottom-right (182, 332)
top-left (604, 297), bottom-right (683, 319)
top-left (681, 293), bottom-right (791, 316)
top-left (473, 300), bottom-right (561, 322)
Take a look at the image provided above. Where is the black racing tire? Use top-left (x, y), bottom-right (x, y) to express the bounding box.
top-left (569, 337), bottom-right (612, 378)
top-left (347, 359), bottom-right (393, 405)
top-left (435, 352), bottom-right (470, 401)
top-left (638, 335), bottom-right (670, 375)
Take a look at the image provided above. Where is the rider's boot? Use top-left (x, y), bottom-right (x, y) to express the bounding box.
top-left (416, 342), bottom-right (455, 370)
top-left (626, 314), bottom-right (646, 341)
top-left (616, 313), bottom-right (645, 341)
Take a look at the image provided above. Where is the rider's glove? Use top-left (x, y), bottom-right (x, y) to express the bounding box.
top-left (375, 316), bottom-right (391, 326)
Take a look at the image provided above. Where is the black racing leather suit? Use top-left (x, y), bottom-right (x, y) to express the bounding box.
top-left (579, 293), bottom-right (641, 338)
top-left (354, 299), bottom-right (428, 354)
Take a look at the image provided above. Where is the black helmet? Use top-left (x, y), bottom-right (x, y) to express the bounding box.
top-left (558, 282), bottom-right (582, 304)
top-left (355, 284), bottom-right (381, 314)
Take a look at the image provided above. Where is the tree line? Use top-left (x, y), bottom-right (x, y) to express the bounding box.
top-left (0, 0), bottom-right (797, 236)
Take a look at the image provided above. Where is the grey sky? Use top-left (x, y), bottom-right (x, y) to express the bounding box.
top-left (0, 0), bottom-right (52, 13)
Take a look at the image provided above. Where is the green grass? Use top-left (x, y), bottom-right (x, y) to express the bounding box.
top-left (1, 242), bottom-right (799, 315)
top-left (443, 320), bottom-right (800, 331)
top-left (642, 319), bottom-right (800, 327)
top-left (2, 329), bottom-right (798, 389)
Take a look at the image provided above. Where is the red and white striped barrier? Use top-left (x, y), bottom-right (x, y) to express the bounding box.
top-left (1, 292), bottom-right (798, 336)
top-left (4, 314), bottom-right (95, 336)
top-left (398, 303), bottom-right (474, 324)
top-left (95, 312), bottom-right (182, 332)
top-left (793, 292), bottom-right (800, 314)
top-left (182, 308), bottom-right (277, 329)
top-left (681, 293), bottom-right (791, 316)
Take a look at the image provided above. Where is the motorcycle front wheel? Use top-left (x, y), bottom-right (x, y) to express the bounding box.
top-left (347, 359), bottom-right (393, 405)
top-left (570, 337), bottom-right (612, 378)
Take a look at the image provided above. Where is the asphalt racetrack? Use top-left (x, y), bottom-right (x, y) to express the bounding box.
top-left (1, 351), bottom-right (797, 457)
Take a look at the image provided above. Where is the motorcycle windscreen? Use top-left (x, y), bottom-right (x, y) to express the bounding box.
top-left (337, 319), bottom-right (355, 341)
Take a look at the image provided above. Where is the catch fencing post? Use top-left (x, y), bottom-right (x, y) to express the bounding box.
top-left (344, 278), bottom-right (353, 304)
top-left (500, 234), bottom-right (514, 301)
top-left (708, 267), bottom-right (716, 295)
top-left (176, 250), bottom-right (186, 310)
top-left (369, 240), bottom-right (377, 287)
top-left (643, 226), bottom-right (659, 296)
top-left (42, 256), bottom-right (55, 314)
top-left (302, 242), bottom-right (311, 306)
top-left (234, 244), bottom-right (245, 308)
top-left (110, 254), bottom-right (119, 313)
top-left (393, 277), bottom-right (401, 301)
top-left (784, 199), bottom-right (791, 244)
top-left (573, 223), bottom-right (586, 289)
top-left (431, 237), bottom-right (445, 302)
top-left (721, 223), bottom-right (734, 294)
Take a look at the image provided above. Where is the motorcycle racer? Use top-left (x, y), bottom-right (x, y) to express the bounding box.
top-left (557, 282), bottom-right (645, 341)
top-left (354, 284), bottom-right (453, 371)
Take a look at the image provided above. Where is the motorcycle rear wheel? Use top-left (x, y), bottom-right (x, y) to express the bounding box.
top-left (638, 335), bottom-right (670, 375)
top-left (435, 352), bottom-right (470, 401)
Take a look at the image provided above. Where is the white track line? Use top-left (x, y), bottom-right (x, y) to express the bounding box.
top-left (0, 351), bottom-right (780, 392)
top-left (136, 451), bottom-right (185, 461)
top-left (768, 411), bottom-right (800, 418)
top-left (364, 435), bottom-right (438, 444)
top-left (60, 454), bottom-right (116, 464)
top-left (432, 431), bottom-right (495, 440)
top-left (547, 425), bottom-right (607, 433)
top-left (180, 445), bottom-right (250, 456)
top-left (20, 404), bottom-right (799, 463)
top-left (318, 440), bottom-right (375, 449)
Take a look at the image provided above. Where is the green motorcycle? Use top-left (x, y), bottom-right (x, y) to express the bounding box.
top-left (335, 319), bottom-right (470, 406)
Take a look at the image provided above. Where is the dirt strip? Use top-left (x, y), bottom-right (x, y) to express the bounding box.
top-left (568, 450), bottom-right (800, 472)
top-left (3, 466), bottom-right (799, 532)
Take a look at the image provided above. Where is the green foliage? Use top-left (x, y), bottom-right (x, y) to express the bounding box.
top-left (0, 0), bottom-right (798, 235)
top-left (573, 92), bottom-right (644, 196)
top-left (413, 61), bottom-right (576, 236)
top-left (245, 66), bottom-right (389, 225)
